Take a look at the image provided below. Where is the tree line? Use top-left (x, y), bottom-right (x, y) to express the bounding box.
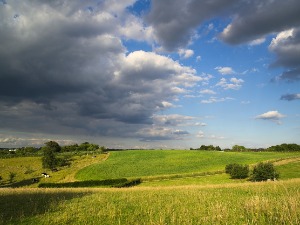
top-left (0, 141), bottom-right (106, 158)
top-left (191, 143), bottom-right (300, 152)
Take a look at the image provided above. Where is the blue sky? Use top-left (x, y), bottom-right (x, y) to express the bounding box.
top-left (0, 0), bottom-right (299, 149)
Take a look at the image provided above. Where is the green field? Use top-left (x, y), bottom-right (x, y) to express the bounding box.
top-left (1, 150), bottom-right (300, 224)
top-left (76, 150), bottom-right (300, 181)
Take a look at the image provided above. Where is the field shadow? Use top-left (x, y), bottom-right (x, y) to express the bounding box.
top-left (0, 191), bottom-right (92, 224)
top-left (0, 177), bottom-right (40, 188)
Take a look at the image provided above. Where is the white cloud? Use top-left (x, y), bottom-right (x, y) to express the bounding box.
top-left (215, 66), bottom-right (235, 75)
top-left (196, 131), bottom-right (205, 138)
top-left (200, 89), bottom-right (216, 95)
top-left (195, 122), bottom-right (207, 127)
top-left (255, 110), bottom-right (286, 124)
top-left (248, 37), bottom-right (266, 46)
top-left (196, 55), bottom-right (202, 62)
top-left (201, 97), bottom-right (234, 104)
top-left (216, 77), bottom-right (244, 90)
top-left (196, 131), bottom-right (224, 139)
top-left (269, 29), bottom-right (294, 51)
top-left (178, 48), bottom-right (194, 59)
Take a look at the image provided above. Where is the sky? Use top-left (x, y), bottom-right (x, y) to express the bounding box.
top-left (0, 0), bottom-right (299, 149)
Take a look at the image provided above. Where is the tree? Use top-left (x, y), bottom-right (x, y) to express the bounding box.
top-left (231, 145), bottom-right (247, 152)
top-left (45, 141), bottom-right (61, 153)
top-left (225, 163), bottom-right (249, 179)
top-left (42, 146), bottom-right (57, 170)
top-left (250, 162), bottom-right (279, 181)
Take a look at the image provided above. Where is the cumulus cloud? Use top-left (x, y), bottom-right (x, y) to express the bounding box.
top-left (215, 66), bottom-right (235, 75)
top-left (0, 1), bottom-right (202, 141)
top-left (216, 77), bottom-right (244, 90)
top-left (280, 93), bottom-right (300, 101)
top-left (178, 48), bottom-right (194, 59)
top-left (255, 110), bottom-right (286, 124)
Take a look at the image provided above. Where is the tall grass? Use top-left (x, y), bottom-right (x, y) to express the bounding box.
top-left (1, 179), bottom-right (299, 224)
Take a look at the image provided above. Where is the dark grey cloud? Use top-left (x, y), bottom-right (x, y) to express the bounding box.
top-left (280, 93), bottom-right (300, 101)
top-left (146, 0), bottom-right (300, 81)
top-left (0, 1), bottom-right (201, 141)
top-left (274, 68), bottom-right (300, 82)
top-left (220, 0), bottom-right (300, 44)
top-left (268, 28), bottom-right (300, 81)
top-left (146, 0), bottom-right (238, 51)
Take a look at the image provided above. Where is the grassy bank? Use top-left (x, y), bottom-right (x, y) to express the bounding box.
top-left (1, 179), bottom-right (299, 224)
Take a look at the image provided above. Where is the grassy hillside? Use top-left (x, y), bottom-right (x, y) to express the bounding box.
top-left (76, 150), bottom-right (300, 180)
top-left (0, 154), bottom-right (107, 187)
top-left (1, 179), bottom-right (300, 225)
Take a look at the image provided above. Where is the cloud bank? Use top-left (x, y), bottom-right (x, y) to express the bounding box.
top-left (0, 0), bottom-right (201, 143)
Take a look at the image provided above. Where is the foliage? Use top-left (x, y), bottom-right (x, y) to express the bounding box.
top-left (250, 162), bottom-right (279, 181)
top-left (45, 141), bottom-right (61, 153)
top-left (268, 143), bottom-right (300, 152)
top-left (15, 147), bottom-right (39, 156)
top-left (231, 145), bottom-right (248, 152)
top-left (42, 146), bottom-right (58, 170)
top-left (192, 145), bottom-right (222, 151)
top-left (225, 163), bottom-right (249, 179)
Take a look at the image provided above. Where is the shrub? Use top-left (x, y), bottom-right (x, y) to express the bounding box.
top-left (250, 162), bottom-right (279, 181)
top-left (225, 163), bottom-right (249, 179)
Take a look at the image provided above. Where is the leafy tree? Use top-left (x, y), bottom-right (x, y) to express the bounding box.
top-left (215, 146), bottom-right (222, 151)
top-left (231, 145), bottom-right (247, 152)
top-left (225, 163), bottom-right (249, 179)
top-left (268, 143), bottom-right (300, 152)
top-left (45, 141), bottom-right (61, 153)
top-left (198, 145), bottom-right (222, 151)
top-left (250, 162), bottom-right (279, 181)
top-left (42, 146), bottom-right (57, 170)
top-left (61, 144), bottom-right (78, 152)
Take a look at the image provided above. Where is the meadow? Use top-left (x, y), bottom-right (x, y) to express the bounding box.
top-left (1, 150), bottom-right (300, 224)
top-left (76, 150), bottom-right (300, 182)
top-left (0, 179), bottom-right (300, 224)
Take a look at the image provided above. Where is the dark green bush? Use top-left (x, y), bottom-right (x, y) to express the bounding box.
top-left (225, 163), bottom-right (249, 179)
top-left (250, 162), bottom-right (279, 181)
